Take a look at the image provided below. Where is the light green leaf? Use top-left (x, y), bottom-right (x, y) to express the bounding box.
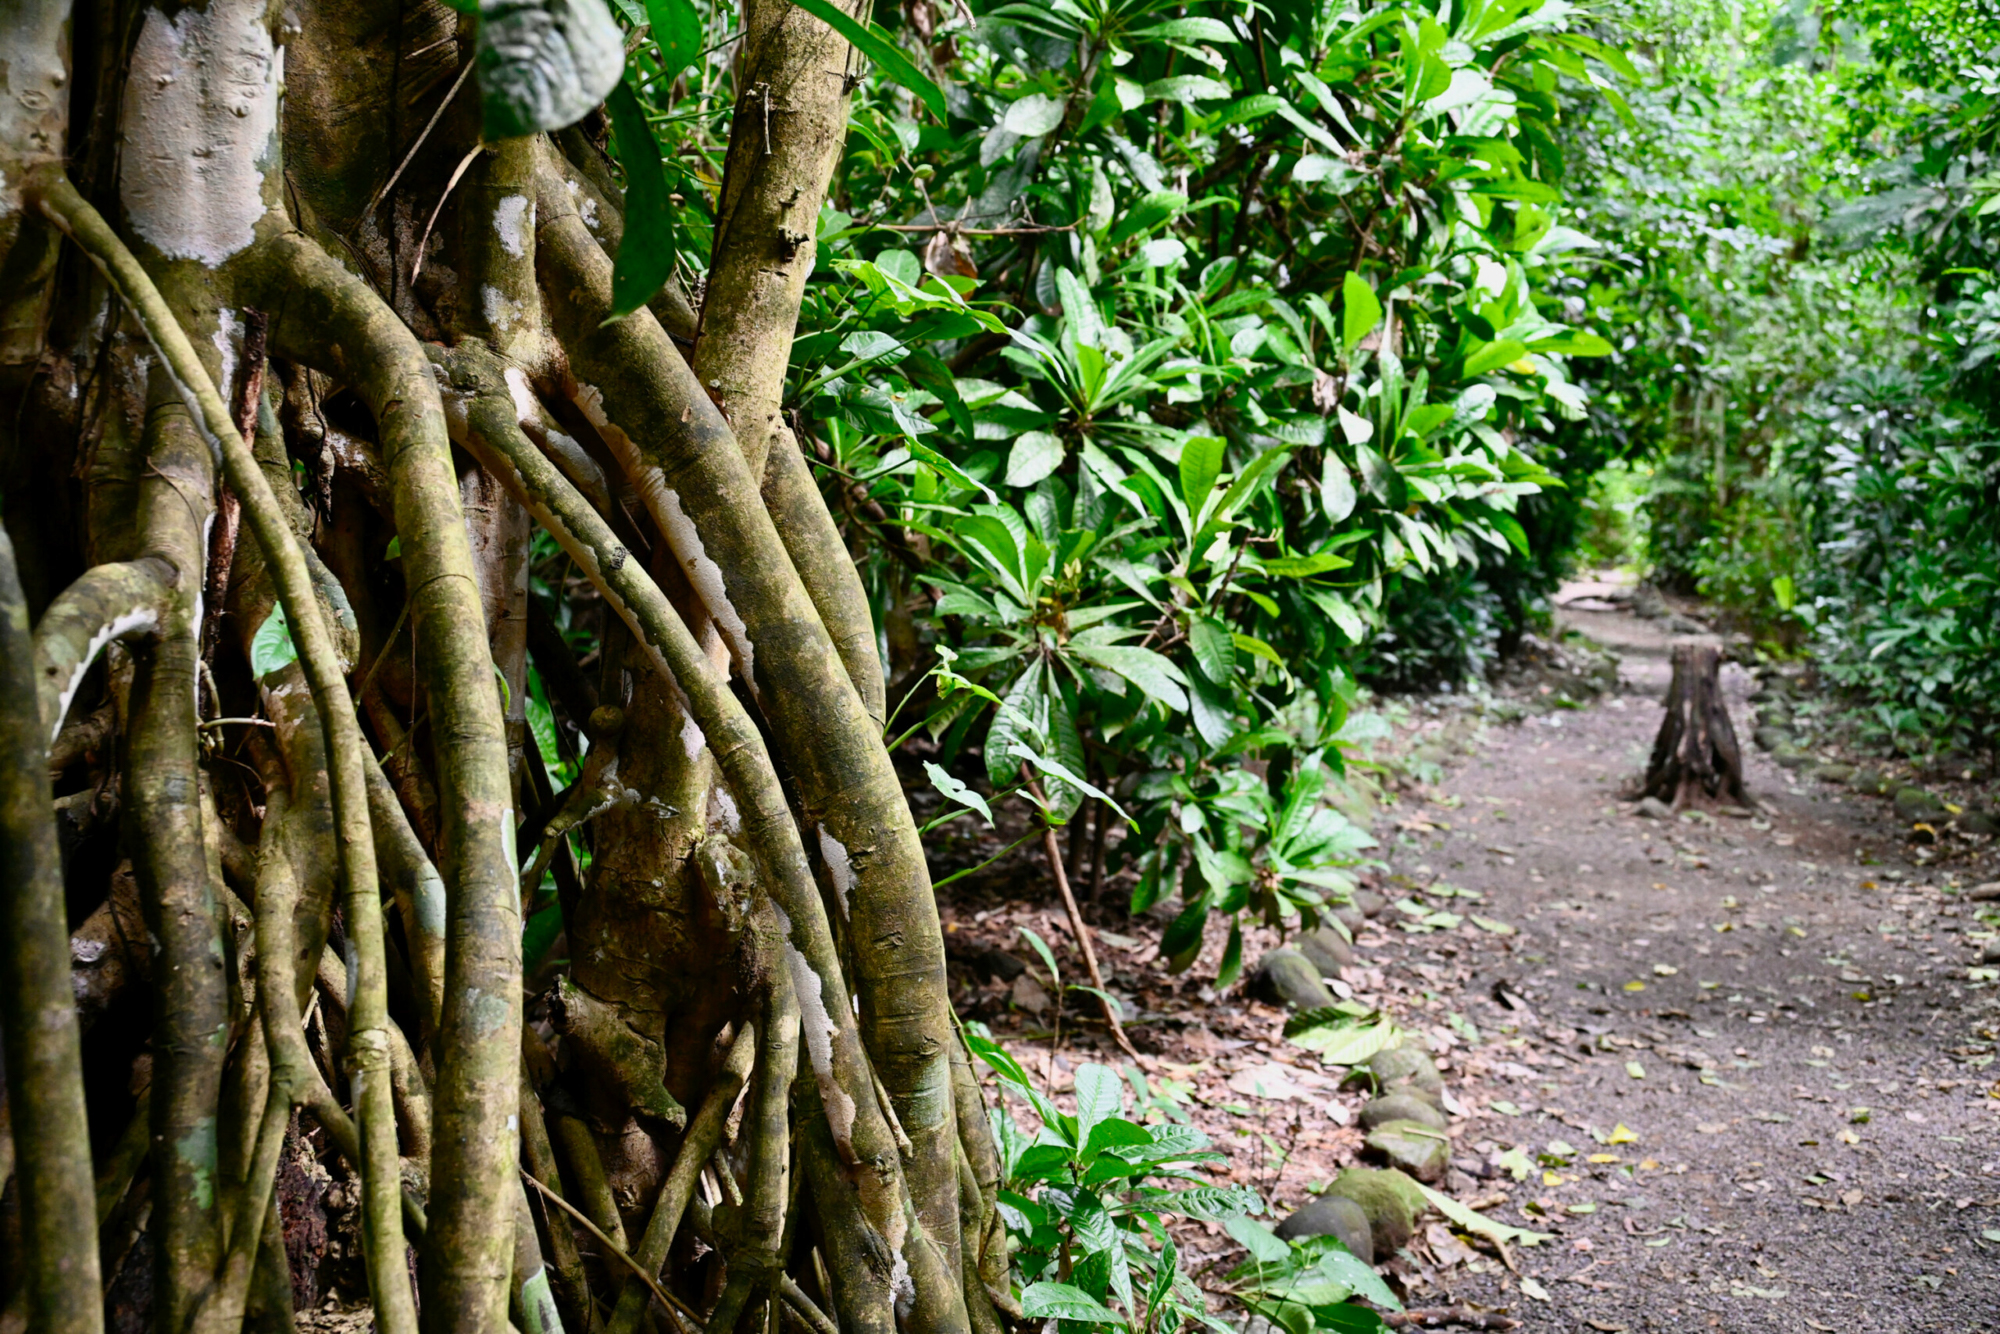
top-left (1007, 430), bottom-right (1066, 487)
top-left (1225, 1217), bottom-right (1290, 1266)
top-left (1074, 1063), bottom-right (1124, 1147)
top-left (1341, 271), bottom-right (1382, 356)
top-left (477, 0), bottom-right (627, 140)
top-left (1464, 339), bottom-right (1530, 377)
top-left (1178, 435), bottom-right (1226, 515)
top-left (1069, 644), bottom-right (1189, 712)
top-left (1003, 92), bottom-right (1067, 137)
top-left (1321, 455), bottom-right (1357, 523)
top-left (787, 0), bottom-right (946, 120)
top-left (923, 762), bottom-right (993, 825)
top-left (250, 604), bottom-right (298, 680)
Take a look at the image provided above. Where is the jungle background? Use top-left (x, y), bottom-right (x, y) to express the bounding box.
top-left (1, 0), bottom-right (1996, 1328)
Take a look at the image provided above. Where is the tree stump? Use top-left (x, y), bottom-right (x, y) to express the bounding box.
top-left (1643, 637), bottom-right (1748, 807)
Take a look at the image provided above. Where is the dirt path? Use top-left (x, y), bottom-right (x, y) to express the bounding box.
top-left (1399, 607), bottom-right (2000, 1331)
top-left (948, 603), bottom-right (2000, 1332)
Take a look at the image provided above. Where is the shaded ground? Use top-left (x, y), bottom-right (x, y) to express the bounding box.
top-left (944, 594), bottom-right (2000, 1332)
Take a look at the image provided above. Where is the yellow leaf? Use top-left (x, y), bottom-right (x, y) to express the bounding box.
top-left (1506, 357), bottom-right (1539, 375)
top-left (1607, 1123), bottom-right (1639, 1145)
top-left (1587, 1153), bottom-right (1619, 1164)
top-left (1542, 1170), bottom-right (1564, 1186)
top-left (1623, 980), bottom-right (1646, 992)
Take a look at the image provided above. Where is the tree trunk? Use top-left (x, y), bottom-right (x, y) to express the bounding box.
top-left (1643, 637), bottom-right (1749, 808)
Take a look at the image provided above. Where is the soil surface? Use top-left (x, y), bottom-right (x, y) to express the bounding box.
top-left (949, 594), bottom-right (2000, 1333)
top-left (1413, 604), bottom-right (2000, 1332)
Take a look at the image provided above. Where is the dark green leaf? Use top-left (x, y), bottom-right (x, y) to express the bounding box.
top-left (643, 0), bottom-right (704, 83)
top-left (604, 80), bottom-right (677, 320)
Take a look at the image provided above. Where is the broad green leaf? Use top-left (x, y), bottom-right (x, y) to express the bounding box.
top-left (923, 762), bottom-right (993, 824)
top-left (1225, 1217), bottom-right (1290, 1266)
top-left (1341, 271), bottom-right (1382, 356)
top-left (1107, 190), bottom-right (1189, 245)
top-left (604, 80), bottom-right (677, 320)
top-left (786, 0), bottom-right (947, 120)
top-left (1178, 435), bottom-right (1226, 514)
top-left (477, 0), bottom-right (626, 140)
top-left (1069, 644), bottom-right (1189, 712)
top-left (1003, 92), bottom-right (1067, 137)
top-left (1020, 1282), bottom-right (1124, 1326)
top-left (1285, 1015), bottom-right (1398, 1065)
top-left (643, 0), bottom-right (704, 83)
top-left (1073, 1063), bottom-right (1124, 1148)
top-left (1188, 616), bottom-right (1234, 683)
top-left (1007, 430), bottom-right (1066, 487)
top-left (250, 604), bottom-right (298, 679)
top-left (1464, 338), bottom-right (1530, 376)
top-left (1321, 455), bottom-right (1357, 523)
top-left (1132, 16), bottom-right (1238, 43)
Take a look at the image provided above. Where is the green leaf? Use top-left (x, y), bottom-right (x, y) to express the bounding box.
top-left (1017, 924), bottom-right (1063, 992)
top-left (1069, 644), bottom-right (1189, 712)
top-left (1073, 1063), bottom-right (1124, 1148)
top-left (1003, 91), bottom-right (1067, 137)
top-left (1284, 1015), bottom-right (1398, 1065)
top-left (1020, 1282), bottom-right (1125, 1326)
top-left (1107, 190), bottom-right (1189, 246)
top-left (643, 0), bottom-right (704, 83)
top-left (250, 604), bottom-right (299, 680)
top-left (1178, 435), bottom-right (1226, 514)
top-left (786, 0), bottom-right (947, 120)
top-left (1321, 455), bottom-right (1357, 523)
top-left (1007, 430), bottom-right (1066, 487)
top-left (1464, 339), bottom-right (1530, 377)
top-left (477, 0), bottom-right (627, 140)
top-left (1188, 616), bottom-right (1234, 684)
top-left (604, 80), bottom-right (677, 320)
top-left (1225, 1217), bottom-right (1291, 1265)
top-left (1132, 16), bottom-right (1238, 43)
top-left (1341, 272), bottom-right (1382, 357)
top-left (923, 762), bottom-right (993, 825)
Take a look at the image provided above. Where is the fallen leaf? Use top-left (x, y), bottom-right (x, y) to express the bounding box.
top-left (1695, 1122), bottom-right (1731, 1134)
top-left (1519, 1277), bottom-right (1551, 1301)
top-left (1653, 963), bottom-right (1679, 976)
top-left (1623, 980), bottom-right (1646, 992)
top-left (1625, 1061), bottom-right (1646, 1080)
top-left (1607, 1123), bottom-right (1639, 1144)
top-left (1490, 1100), bottom-right (1522, 1116)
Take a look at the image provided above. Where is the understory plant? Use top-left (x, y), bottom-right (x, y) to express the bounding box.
top-left (0, 0), bottom-right (1631, 1328)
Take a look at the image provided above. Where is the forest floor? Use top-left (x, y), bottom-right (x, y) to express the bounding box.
top-left (941, 590), bottom-right (2000, 1334)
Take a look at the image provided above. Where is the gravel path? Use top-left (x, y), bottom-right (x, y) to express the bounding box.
top-left (1400, 608), bottom-right (2000, 1332)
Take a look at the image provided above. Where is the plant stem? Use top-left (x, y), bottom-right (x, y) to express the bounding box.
top-left (1021, 772), bottom-right (1140, 1059)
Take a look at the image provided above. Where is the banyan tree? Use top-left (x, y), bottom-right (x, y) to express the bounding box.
top-left (0, 1), bottom-right (1006, 1330)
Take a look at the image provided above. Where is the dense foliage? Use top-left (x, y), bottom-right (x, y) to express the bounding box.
top-left (1552, 0), bottom-right (2000, 760)
top-left (604, 0), bottom-right (1631, 986)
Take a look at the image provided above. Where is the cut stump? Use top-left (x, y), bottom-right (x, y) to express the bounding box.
top-left (1643, 636), bottom-right (1748, 808)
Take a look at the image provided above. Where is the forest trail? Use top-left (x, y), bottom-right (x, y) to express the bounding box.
top-left (1399, 602), bottom-right (2000, 1332)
